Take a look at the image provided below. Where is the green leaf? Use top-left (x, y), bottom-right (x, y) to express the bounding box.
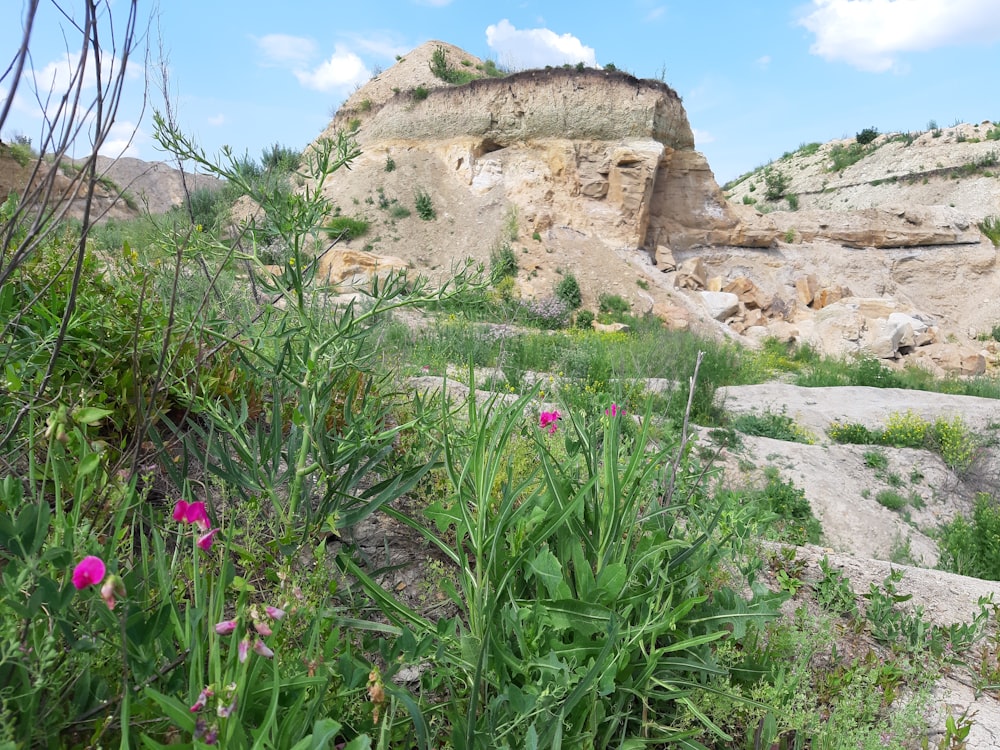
top-left (527, 546), bottom-right (566, 599)
top-left (74, 407), bottom-right (114, 426)
top-left (142, 687), bottom-right (196, 733)
top-left (77, 452), bottom-right (101, 479)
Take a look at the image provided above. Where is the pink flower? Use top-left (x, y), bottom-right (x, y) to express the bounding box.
top-left (265, 606), bottom-right (286, 621)
top-left (238, 638), bottom-right (250, 663)
top-left (190, 685), bottom-right (214, 712)
top-left (196, 528), bottom-right (219, 551)
top-left (214, 619), bottom-right (238, 635)
top-left (605, 403), bottom-right (622, 418)
top-left (253, 619), bottom-right (272, 637)
top-left (72, 556), bottom-right (106, 590)
top-left (100, 575), bottom-right (126, 610)
top-left (253, 639), bottom-right (274, 658)
top-left (539, 410), bottom-right (560, 434)
top-left (173, 500), bottom-right (211, 531)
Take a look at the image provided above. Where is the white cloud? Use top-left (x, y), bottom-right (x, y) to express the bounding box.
top-left (692, 128), bottom-right (715, 145)
top-left (255, 34), bottom-right (318, 67)
top-left (98, 121), bottom-right (141, 158)
top-left (645, 6), bottom-right (667, 22)
top-left (485, 19), bottom-right (596, 70)
top-left (346, 33), bottom-right (410, 60)
top-left (207, 113), bottom-right (225, 126)
top-left (756, 55), bottom-right (772, 69)
top-left (294, 45), bottom-right (370, 92)
top-left (799, 0), bottom-right (1000, 72)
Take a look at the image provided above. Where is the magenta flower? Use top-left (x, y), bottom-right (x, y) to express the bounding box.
top-left (214, 619), bottom-right (238, 635)
top-left (265, 606), bottom-right (286, 621)
top-left (253, 639), bottom-right (274, 658)
top-left (173, 500), bottom-right (211, 531)
top-left (539, 410), bottom-right (561, 434)
top-left (196, 528), bottom-right (219, 551)
top-left (72, 556), bottom-right (106, 590)
top-left (605, 403), bottom-right (622, 417)
top-left (190, 685), bottom-right (214, 712)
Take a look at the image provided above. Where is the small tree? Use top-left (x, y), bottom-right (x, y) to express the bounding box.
top-left (555, 273), bottom-right (582, 309)
top-left (855, 127), bottom-right (879, 145)
top-left (764, 168), bottom-right (790, 201)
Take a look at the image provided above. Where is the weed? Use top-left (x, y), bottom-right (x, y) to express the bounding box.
top-left (979, 215), bottom-right (1000, 246)
top-left (325, 216), bottom-right (370, 240)
top-left (411, 85), bottom-right (429, 101)
top-left (731, 410), bottom-right (813, 444)
top-left (489, 240), bottom-right (517, 284)
top-left (876, 489), bottom-right (908, 511)
top-left (598, 293), bottom-right (630, 316)
top-left (763, 167), bottom-right (790, 200)
top-left (786, 193), bottom-right (799, 211)
top-left (554, 272), bottom-right (582, 309)
top-left (414, 188), bottom-right (435, 219)
top-left (384, 155), bottom-right (396, 172)
top-left (816, 556), bottom-right (857, 617)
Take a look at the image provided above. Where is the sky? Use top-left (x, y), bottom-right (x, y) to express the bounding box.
top-left (3, 0), bottom-right (1000, 184)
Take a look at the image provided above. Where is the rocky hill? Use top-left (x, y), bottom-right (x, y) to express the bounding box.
top-left (308, 43), bottom-right (1000, 380)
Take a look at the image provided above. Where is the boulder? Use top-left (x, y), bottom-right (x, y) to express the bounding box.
top-left (316, 248), bottom-right (409, 286)
top-left (700, 291), bottom-right (740, 321)
top-left (654, 245), bottom-right (677, 271)
top-left (674, 257), bottom-right (707, 290)
top-left (652, 301), bottom-right (690, 330)
top-left (592, 321), bottom-right (631, 334)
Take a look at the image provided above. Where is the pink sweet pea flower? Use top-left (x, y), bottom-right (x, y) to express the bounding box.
top-left (265, 606), bottom-right (286, 621)
top-left (173, 500), bottom-right (211, 531)
top-left (72, 556), bottom-right (106, 590)
top-left (238, 638), bottom-right (250, 663)
top-left (538, 410), bottom-right (560, 434)
top-left (190, 685), bottom-right (214, 712)
top-left (253, 619), bottom-right (272, 637)
top-left (100, 574), bottom-right (126, 610)
top-left (605, 403), bottom-right (621, 417)
top-left (214, 619), bottom-right (238, 635)
top-left (253, 639), bottom-right (274, 658)
top-left (196, 528), bottom-right (219, 551)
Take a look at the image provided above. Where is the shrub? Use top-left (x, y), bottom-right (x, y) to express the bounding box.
top-left (429, 45), bottom-right (477, 85)
top-left (575, 309), bottom-right (595, 329)
top-left (414, 189), bottom-right (435, 220)
top-left (554, 273), bottom-right (582, 309)
top-left (979, 215), bottom-right (1000, 246)
top-left (987, 126), bottom-right (1000, 141)
top-left (938, 494), bottom-right (1000, 579)
top-left (6, 135), bottom-right (35, 166)
top-left (260, 142), bottom-right (301, 173)
top-left (598, 293), bottom-right (630, 316)
top-left (828, 143), bottom-right (871, 172)
top-left (384, 155), bottom-right (396, 172)
top-left (389, 204), bottom-right (410, 219)
top-left (411, 85), bottom-right (429, 101)
top-left (855, 127), bottom-right (879, 145)
top-left (929, 415), bottom-right (978, 472)
top-left (186, 187), bottom-right (228, 230)
top-left (875, 489), bottom-right (907, 511)
top-left (763, 168), bottom-right (790, 200)
top-left (880, 410), bottom-right (927, 448)
top-left (731, 411), bottom-right (813, 443)
top-left (828, 421), bottom-right (877, 444)
top-left (786, 194), bottom-right (799, 211)
top-left (489, 240), bottom-right (517, 284)
top-left (325, 215), bottom-right (370, 240)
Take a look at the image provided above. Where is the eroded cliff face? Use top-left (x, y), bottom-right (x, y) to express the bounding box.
top-left (314, 61), bottom-right (734, 254)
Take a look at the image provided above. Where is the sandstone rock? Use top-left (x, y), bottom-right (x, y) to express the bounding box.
top-left (706, 276), bottom-right (723, 292)
top-left (812, 285), bottom-right (851, 310)
top-left (652, 302), bottom-right (690, 330)
top-left (316, 248), bottom-right (409, 286)
top-left (796, 275), bottom-right (819, 306)
top-left (592, 321), bottom-right (631, 334)
top-left (674, 257), bottom-right (707, 290)
top-left (700, 291), bottom-right (740, 321)
top-left (917, 344), bottom-right (988, 376)
top-left (654, 245), bottom-right (676, 271)
top-left (765, 320), bottom-right (800, 343)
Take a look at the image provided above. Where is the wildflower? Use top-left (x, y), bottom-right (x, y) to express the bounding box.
top-left (605, 403), bottom-right (622, 418)
top-left (214, 619), bottom-right (238, 635)
top-left (238, 638), bottom-right (250, 663)
top-left (217, 684), bottom-right (238, 718)
top-left (253, 619), bottom-right (272, 637)
top-left (265, 606), bottom-right (286, 620)
top-left (72, 556), bottom-right (106, 590)
top-left (203, 725), bottom-right (219, 745)
top-left (253, 639), bottom-right (274, 658)
top-left (196, 528), bottom-right (219, 551)
top-left (539, 410), bottom-right (561, 434)
top-left (100, 574), bottom-right (126, 610)
top-left (190, 685), bottom-right (214, 712)
top-left (173, 500), bottom-right (211, 531)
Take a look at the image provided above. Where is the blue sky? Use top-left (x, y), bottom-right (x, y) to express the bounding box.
top-left (3, 1), bottom-right (1000, 183)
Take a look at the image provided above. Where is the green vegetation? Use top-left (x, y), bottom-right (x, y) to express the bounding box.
top-left (763, 166), bottom-right (790, 200)
top-left (4, 134), bottom-right (35, 166)
top-left (384, 154), bottom-right (396, 172)
top-left (938, 494), bottom-right (1000, 580)
top-left (731, 410), bottom-right (813, 443)
top-left (554, 272), bottom-right (582, 309)
top-left (411, 85), bottom-right (429, 101)
top-left (828, 410), bottom-right (980, 472)
top-left (325, 215), bottom-right (371, 240)
top-left (414, 188), bottom-right (435, 219)
top-left (828, 142), bottom-right (873, 172)
top-left (429, 45), bottom-right (479, 85)
top-left (489, 239), bottom-right (517, 284)
top-left (979, 215), bottom-right (1000, 247)
top-left (856, 126), bottom-right (880, 145)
